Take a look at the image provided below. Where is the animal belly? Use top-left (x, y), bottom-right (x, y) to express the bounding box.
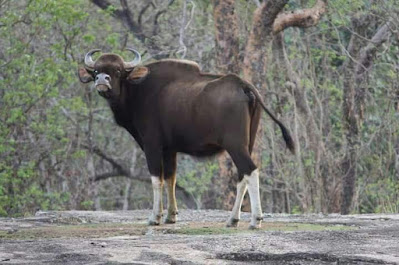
top-left (182, 144), bottom-right (224, 157)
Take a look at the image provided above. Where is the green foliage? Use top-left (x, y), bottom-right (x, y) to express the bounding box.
top-left (0, 162), bottom-right (69, 217)
top-left (328, 0), bottom-right (365, 26)
top-left (0, 0), bottom-right (89, 216)
top-left (80, 200), bottom-right (94, 210)
top-left (361, 178), bottom-right (399, 213)
top-left (177, 160), bottom-right (218, 206)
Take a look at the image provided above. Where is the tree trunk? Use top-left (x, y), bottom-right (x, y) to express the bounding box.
top-left (209, 0), bottom-right (240, 210)
top-left (341, 17), bottom-right (392, 214)
top-left (212, 0), bottom-right (240, 74)
top-left (210, 0), bottom-right (325, 211)
top-left (243, 0), bottom-right (288, 90)
top-left (242, 0), bottom-right (326, 160)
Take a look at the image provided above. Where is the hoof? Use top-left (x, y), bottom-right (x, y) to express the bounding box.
top-left (148, 220), bottom-right (160, 226)
top-left (165, 211), bottom-right (178, 224)
top-left (164, 218), bottom-right (176, 224)
top-left (226, 218), bottom-right (239, 228)
top-left (148, 214), bottom-right (162, 226)
top-left (249, 216), bottom-right (263, 229)
top-left (248, 224), bottom-right (261, 230)
top-left (165, 215), bottom-right (177, 224)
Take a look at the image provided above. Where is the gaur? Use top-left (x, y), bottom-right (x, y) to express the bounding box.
top-left (78, 49), bottom-right (294, 229)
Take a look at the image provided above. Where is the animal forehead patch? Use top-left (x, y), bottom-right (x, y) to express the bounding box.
top-left (96, 54), bottom-right (124, 66)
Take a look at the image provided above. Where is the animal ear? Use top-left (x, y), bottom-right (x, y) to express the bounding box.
top-left (78, 67), bottom-right (94, 83)
top-left (127, 66), bottom-right (149, 84)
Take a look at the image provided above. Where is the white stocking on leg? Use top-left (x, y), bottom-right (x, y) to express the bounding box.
top-left (149, 176), bottom-right (163, 225)
top-left (226, 177), bottom-right (248, 227)
top-left (246, 169), bottom-right (263, 229)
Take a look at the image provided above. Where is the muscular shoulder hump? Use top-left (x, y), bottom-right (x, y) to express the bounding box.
top-left (146, 59), bottom-right (201, 73)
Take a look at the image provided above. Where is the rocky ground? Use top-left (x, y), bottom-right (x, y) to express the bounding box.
top-left (0, 210), bottom-right (398, 265)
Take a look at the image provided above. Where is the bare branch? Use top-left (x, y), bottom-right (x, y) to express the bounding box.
top-left (273, 0), bottom-right (327, 34)
top-left (176, 1), bottom-right (188, 58)
top-left (138, 2), bottom-right (155, 27)
top-left (91, 0), bottom-right (146, 42)
top-left (95, 171), bottom-right (123, 181)
top-left (80, 141), bottom-right (195, 207)
top-left (91, 0), bottom-right (171, 58)
top-left (152, 1), bottom-right (175, 35)
top-left (354, 21), bottom-right (393, 120)
top-left (81, 143), bottom-right (131, 178)
top-left (355, 21), bottom-right (393, 77)
top-left (152, 9), bottom-right (167, 35)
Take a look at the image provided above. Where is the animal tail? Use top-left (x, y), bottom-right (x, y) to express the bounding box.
top-left (247, 84), bottom-right (295, 154)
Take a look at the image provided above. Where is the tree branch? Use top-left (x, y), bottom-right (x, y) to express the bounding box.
top-left (355, 21), bottom-right (392, 77)
top-left (81, 143), bottom-right (131, 178)
top-left (90, 0), bottom-right (146, 43)
top-left (90, 0), bottom-right (114, 12)
top-left (273, 0), bottom-right (327, 34)
top-left (138, 2), bottom-right (155, 27)
top-left (354, 21), bottom-right (393, 120)
top-left (82, 143), bottom-right (197, 208)
top-left (95, 171), bottom-right (123, 181)
top-left (152, 0), bottom-right (175, 36)
top-left (90, 0), bottom-right (173, 58)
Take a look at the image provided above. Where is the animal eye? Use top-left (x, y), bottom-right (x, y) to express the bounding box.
top-left (93, 70), bottom-right (98, 76)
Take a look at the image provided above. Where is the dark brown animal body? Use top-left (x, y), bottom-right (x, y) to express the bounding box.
top-left (78, 50), bottom-right (294, 228)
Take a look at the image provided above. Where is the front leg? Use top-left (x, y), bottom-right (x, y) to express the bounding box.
top-left (149, 176), bottom-right (164, 225)
top-left (165, 177), bottom-right (178, 223)
top-left (163, 152), bottom-right (178, 224)
top-left (144, 145), bottom-right (164, 226)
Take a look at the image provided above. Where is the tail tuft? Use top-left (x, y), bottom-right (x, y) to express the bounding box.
top-left (281, 125), bottom-right (295, 154)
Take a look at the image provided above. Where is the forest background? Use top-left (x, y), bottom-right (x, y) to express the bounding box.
top-left (0, 0), bottom-right (398, 217)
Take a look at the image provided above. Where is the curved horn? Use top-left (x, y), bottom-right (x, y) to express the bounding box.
top-left (84, 49), bottom-right (101, 70)
top-left (124, 48), bottom-right (142, 71)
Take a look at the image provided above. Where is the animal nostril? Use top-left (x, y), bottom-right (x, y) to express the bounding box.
top-left (105, 76), bottom-right (110, 81)
top-left (95, 76), bottom-right (99, 80)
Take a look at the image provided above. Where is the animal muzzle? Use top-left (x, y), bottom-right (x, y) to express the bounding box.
top-left (95, 73), bottom-right (111, 92)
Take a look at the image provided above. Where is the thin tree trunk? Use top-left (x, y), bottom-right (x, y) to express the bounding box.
top-left (122, 178), bottom-right (132, 211)
top-left (341, 20), bottom-right (364, 214)
top-left (274, 31), bottom-right (326, 212)
top-left (86, 89), bottom-right (100, 210)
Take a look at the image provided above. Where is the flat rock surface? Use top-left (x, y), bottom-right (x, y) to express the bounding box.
top-left (0, 210), bottom-right (398, 264)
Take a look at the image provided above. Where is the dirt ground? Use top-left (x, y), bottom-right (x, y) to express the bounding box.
top-left (0, 210), bottom-right (398, 265)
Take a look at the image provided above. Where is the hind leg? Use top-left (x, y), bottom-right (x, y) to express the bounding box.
top-left (245, 168), bottom-right (262, 229)
top-left (226, 147), bottom-right (263, 229)
top-left (226, 175), bottom-right (247, 227)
